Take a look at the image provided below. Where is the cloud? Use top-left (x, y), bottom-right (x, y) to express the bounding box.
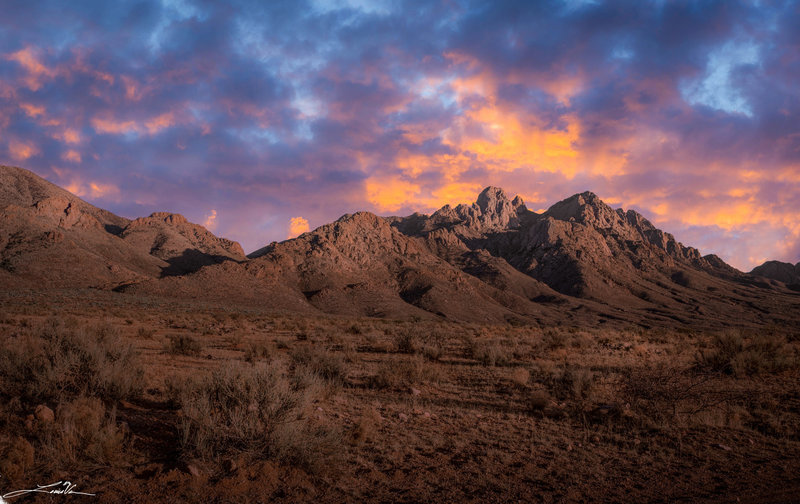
top-left (203, 209), bottom-right (217, 230)
top-left (287, 216), bottom-right (310, 238)
top-left (8, 139), bottom-right (40, 161)
top-left (0, 0), bottom-right (798, 270)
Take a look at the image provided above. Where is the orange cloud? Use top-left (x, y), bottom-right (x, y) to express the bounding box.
top-left (90, 117), bottom-right (139, 135)
top-left (20, 102), bottom-right (45, 118)
top-left (365, 177), bottom-right (421, 212)
top-left (51, 128), bottom-right (82, 144)
top-left (288, 216), bottom-right (310, 238)
top-left (91, 112), bottom-right (176, 136)
top-left (203, 209), bottom-right (218, 230)
top-left (144, 112), bottom-right (175, 135)
top-left (6, 47), bottom-right (57, 90)
top-left (8, 139), bottom-right (40, 161)
top-left (61, 150), bottom-right (82, 163)
top-left (64, 179), bottom-right (120, 199)
top-left (120, 75), bottom-right (152, 101)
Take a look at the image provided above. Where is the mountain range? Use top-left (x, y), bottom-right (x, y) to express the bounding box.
top-left (1, 165), bottom-right (798, 329)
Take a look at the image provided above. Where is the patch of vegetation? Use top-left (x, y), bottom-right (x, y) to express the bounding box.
top-left (172, 361), bottom-right (339, 472)
top-left (0, 317), bottom-right (144, 404)
top-left (694, 330), bottom-right (796, 376)
top-left (166, 334), bottom-right (203, 356)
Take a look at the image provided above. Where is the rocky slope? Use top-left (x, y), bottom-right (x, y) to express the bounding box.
top-left (2, 166), bottom-right (798, 329)
top-left (124, 186), bottom-right (799, 328)
top-left (121, 212), bottom-right (245, 275)
top-left (0, 166), bottom-right (244, 288)
top-left (750, 260), bottom-right (800, 287)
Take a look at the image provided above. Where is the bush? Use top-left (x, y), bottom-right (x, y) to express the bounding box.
top-left (547, 365), bottom-right (594, 401)
top-left (367, 355), bottom-right (439, 390)
top-left (290, 345), bottom-right (347, 385)
top-left (470, 341), bottom-right (513, 367)
top-left (244, 340), bottom-right (273, 363)
top-left (0, 318), bottom-right (143, 404)
top-left (620, 365), bottom-right (737, 428)
top-left (695, 330), bottom-right (795, 376)
top-left (39, 396), bottom-right (131, 468)
top-left (166, 334), bottom-right (203, 356)
top-left (172, 361), bottom-right (338, 471)
top-left (525, 390), bottom-right (551, 411)
top-left (394, 329), bottom-right (419, 354)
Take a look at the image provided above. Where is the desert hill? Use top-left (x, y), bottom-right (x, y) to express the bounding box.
top-left (750, 260), bottom-right (800, 288)
top-left (0, 165), bottom-right (244, 288)
top-left (2, 165), bottom-right (798, 329)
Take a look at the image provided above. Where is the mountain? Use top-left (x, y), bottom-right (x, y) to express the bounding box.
top-left (2, 165), bottom-right (798, 329)
top-left (125, 210), bottom-right (577, 324)
top-left (0, 165), bottom-right (244, 288)
top-left (120, 212), bottom-right (245, 276)
top-left (124, 186), bottom-right (799, 329)
top-left (750, 260), bottom-right (800, 288)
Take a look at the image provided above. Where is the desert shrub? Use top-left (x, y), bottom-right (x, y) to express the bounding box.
top-left (510, 367), bottom-right (531, 388)
top-left (367, 355), bottom-right (439, 389)
top-left (290, 345), bottom-right (347, 385)
top-left (136, 326), bottom-right (156, 339)
top-left (394, 329), bottom-right (420, 354)
top-left (166, 334), bottom-right (202, 356)
top-left (525, 389), bottom-right (551, 411)
top-left (244, 340), bottom-right (273, 363)
top-left (420, 340), bottom-right (444, 361)
top-left (351, 408), bottom-right (382, 445)
top-left (0, 318), bottom-right (143, 404)
top-left (541, 328), bottom-right (568, 350)
top-left (173, 361), bottom-right (338, 470)
top-left (470, 340), bottom-right (513, 367)
top-left (619, 366), bottom-right (737, 428)
top-left (695, 330), bottom-right (795, 376)
top-left (38, 396), bottom-right (131, 468)
top-left (0, 436), bottom-right (35, 482)
top-left (546, 365), bottom-right (594, 401)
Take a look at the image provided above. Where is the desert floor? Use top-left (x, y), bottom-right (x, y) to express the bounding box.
top-left (1, 289), bottom-right (799, 503)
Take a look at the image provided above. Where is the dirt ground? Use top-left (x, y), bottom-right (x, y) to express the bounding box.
top-left (1, 289), bottom-right (799, 503)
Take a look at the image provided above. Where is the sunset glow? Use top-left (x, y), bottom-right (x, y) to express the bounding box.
top-left (1, 1), bottom-right (798, 269)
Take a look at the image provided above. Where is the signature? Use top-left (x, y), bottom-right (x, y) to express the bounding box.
top-left (2, 481), bottom-right (95, 501)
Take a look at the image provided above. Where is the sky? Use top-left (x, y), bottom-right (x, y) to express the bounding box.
top-left (1, 0), bottom-right (798, 270)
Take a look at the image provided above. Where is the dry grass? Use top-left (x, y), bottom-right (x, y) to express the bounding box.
top-left (171, 361), bottom-right (339, 471)
top-left (290, 344), bottom-right (347, 385)
top-left (38, 396), bottom-right (132, 468)
top-left (165, 334), bottom-right (203, 356)
top-left (0, 317), bottom-right (143, 404)
top-left (695, 330), bottom-right (797, 376)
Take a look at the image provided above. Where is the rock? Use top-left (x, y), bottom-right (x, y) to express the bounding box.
top-left (186, 463), bottom-right (204, 477)
top-left (398, 413), bottom-right (409, 422)
top-left (222, 458), bottom-right (239, 474)
top-left (410, 387), bottom-right (421, 396)
top-left (34, 404), bottom-right (54, 423)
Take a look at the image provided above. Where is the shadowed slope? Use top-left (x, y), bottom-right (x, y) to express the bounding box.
top-left (0, 166), bottom-right (245, 288)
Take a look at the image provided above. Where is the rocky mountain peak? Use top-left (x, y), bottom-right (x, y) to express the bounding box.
top-left (149, 212), bottom-right (189, 225)
top-left (472, 186), bottom-right (526, 229)
top-left (544, 191), bottom-right (618, 228)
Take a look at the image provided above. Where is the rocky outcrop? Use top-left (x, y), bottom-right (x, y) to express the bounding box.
top-left (0, 165), bottom-right (245, 288)
top-left (750, 260), bottom-right (800, 285)
top-left (121, 212), bottom-right (245, 275)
